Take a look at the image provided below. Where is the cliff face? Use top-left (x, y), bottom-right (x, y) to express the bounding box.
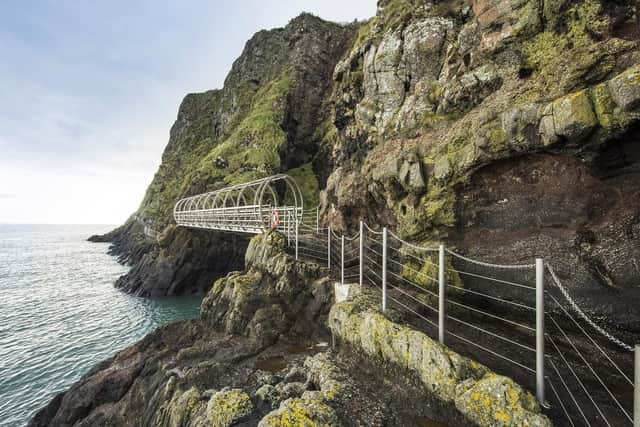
top-left (95, 14), bottom-right (355, 296)
top-left (98, 0), bottom-right (639, 323)
top-left (319, 0), bottom-right (640, 325)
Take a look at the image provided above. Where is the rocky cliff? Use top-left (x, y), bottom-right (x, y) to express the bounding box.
top-left (93, 0), bottom-right (639, 317)
top-left (33, 232), bottom-right (550, 426)
top-left (91, 13), bottom-right (353, 296)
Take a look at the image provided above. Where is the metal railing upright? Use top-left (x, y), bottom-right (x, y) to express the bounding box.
top-left (308, 218), bottom-right (638, 427)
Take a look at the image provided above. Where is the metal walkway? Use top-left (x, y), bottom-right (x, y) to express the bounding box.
top-left (174, 174), bottom-right (303, 234)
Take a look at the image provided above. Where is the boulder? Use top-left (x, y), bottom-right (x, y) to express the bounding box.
top-left (608, 64), bottom-right (640, 111)
top-left (455, 374), bottom-right (547, 427)
top-left (206, 388), bottom-right (254, 427)
top-left (258, 397), bottom-right (340, 427)
top-left (540, 90), bottom-right (598, 146)
top-left (328, 286), bottom-right (552, 427)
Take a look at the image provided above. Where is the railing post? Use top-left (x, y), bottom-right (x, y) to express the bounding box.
top-left (295, 221), bottom-right (299, 260)
top-left (382, 227), bottom-right (387, 312)
top-left (327, 227), bottom-right (331, 269)
top-left (635, 345), bottom-right (639, 427)
top-left (359, 221), bottom-right (363, 287)
top-left (536, 258), bottom-right (545, 405)
top-left (341, 235), bottom-right (345, 285)
top-left (287, 210), bottom-right (291, 246)
top-left (439, 244), bottom-right (446, 345)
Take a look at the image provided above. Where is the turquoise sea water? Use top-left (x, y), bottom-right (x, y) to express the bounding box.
top-left (0, 225), bottom-right (202, 427)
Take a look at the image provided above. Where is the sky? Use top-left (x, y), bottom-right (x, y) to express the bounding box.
top-left (0, 0), bottom-right (377, 225)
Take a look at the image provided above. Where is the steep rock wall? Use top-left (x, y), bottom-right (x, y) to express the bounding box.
top-left (93, 14), bottom-right (355, 296)
top-left (96, 1), bottom-right (640, 326)
top-left (319, 0), bottom-right (640, 325)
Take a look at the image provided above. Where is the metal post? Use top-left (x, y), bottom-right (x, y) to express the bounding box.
top-left (295, 221), bottom-right (299, 260)
top-left (359, 221), bottom-right (364, 287)
top-left (635, 345), bottom-right (639, 427)
top-left (316, 206), bottom-right (319, 234)
top-left (327, 227), bottom-right (331, 269)
top-left (287, 210), bottom-right (291, 246)
top-left (536, 258), bottom-right (545, 405)
top-left (439, 244), bottom-right (446, 345)
top-left (382, 227), bottom-right (387, 312)
top-left (341, 235), bottom-right (345, 285)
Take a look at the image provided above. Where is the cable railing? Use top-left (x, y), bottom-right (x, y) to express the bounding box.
top-left (286, 212), bottom-right (639, 427)
top-left (179, 192), bottom-right (638, 427)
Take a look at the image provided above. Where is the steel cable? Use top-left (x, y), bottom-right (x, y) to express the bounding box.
top-left (547, 264), bottom-right (634, 352)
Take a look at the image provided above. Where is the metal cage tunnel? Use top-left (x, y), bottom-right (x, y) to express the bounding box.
top-left (173, 174), bottom-right (303, 234)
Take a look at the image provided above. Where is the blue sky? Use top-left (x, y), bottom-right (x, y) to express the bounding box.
top-left (0, 0), bottom-right (376, 224)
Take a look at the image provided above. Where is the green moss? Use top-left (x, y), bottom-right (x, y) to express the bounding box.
top-left (590, 81), bottom-right (636, 136)
top-left (424, 185), bottom-right (457, 228)
top-left (395, 184), bottom-right (457, 238)
top-left (207, 388), bottom-right (254, 427)
top-left (377, 0), bottom-right (423, 31)
top-left (191, 70), bottom-right (292, 187)
top-left (285, 163), bottom-right (320, 209)
top-left (520, 0), bottom-right (611, 100)
top-left (313, 115), bottom-right (340, 148)
top-left (488, 126), bottom-right (508, 152)
top-left (261, 398), bottom-right (339, 427)
top-left (512, 1), bottom-right (542, 38)
top-left (521, 31), bottom-right (568, 76)
top-left (353, 19), bottom-right (375, 50)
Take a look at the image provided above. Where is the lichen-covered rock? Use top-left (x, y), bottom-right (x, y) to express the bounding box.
top-left (201, 232), bottom-right (331, 346)
top-left (206, 388), bottom-right (254, 426)
top-left (258, 397), bottom-right (341, 427)
top-left (608, 64), bottom-right (640, 111)
top-left (358, 16), bottom-right (455, 134)
top-left (328, 286), bottom-right (552, 427)
top-left (438, 64), bottom-right (502, 114)
top-left (455, 374), bottom-right (550, 427)
top-left (155, 387), bottom-right (204, 427)
top-left (541, 90), bottom-right (598, 146)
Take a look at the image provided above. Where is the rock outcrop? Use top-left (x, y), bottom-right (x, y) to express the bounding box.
top-left (329, 284), bottom-right (552, 427)
top-left (90, 14), bottom-right (354, 296)
top-left (33, 232), bottom-right (505, 426)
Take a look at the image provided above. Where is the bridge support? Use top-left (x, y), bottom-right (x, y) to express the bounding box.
top-left (359, 221), bottom-right (363, 287)
top-left (439, 244), bottom-right (446, 345)
top-left (382, 227), bottom-right (387, 313)
top-left (327, 227), bottom-right (331, 269)
top-left (635, 345), bottom-right (639, 427)
top-left (341, 235), bottom-right (345, 285)
top-left (536, 258), bottom-right (545, 405)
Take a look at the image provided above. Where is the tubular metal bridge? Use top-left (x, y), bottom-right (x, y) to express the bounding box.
top-left (173, 174), bottom-right (303, 234)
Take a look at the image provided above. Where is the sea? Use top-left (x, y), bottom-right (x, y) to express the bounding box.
top-left (0, 225), bottom-right (202, 427)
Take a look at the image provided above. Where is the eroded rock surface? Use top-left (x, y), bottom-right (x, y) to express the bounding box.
top-left (34, 233), bottom-right (482, 427)
top-left (328, 284), bottom-right (552, 427)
